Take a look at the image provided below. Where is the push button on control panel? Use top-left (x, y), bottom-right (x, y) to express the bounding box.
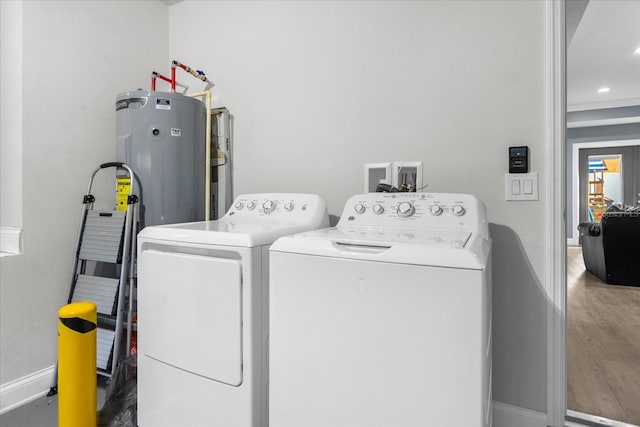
top-left (450, 205), bottom-right (466, 216)
top-left (372, 204), bottom-right (384, 215)
top-left (429, 205), bottom-right (443, 216)
top-left (397, 202), bottom-right (415, 218)
top-left (263, 200), bottom-right (277, 213)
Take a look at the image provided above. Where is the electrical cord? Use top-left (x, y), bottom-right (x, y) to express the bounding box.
top-left (376, 183), bottom-right (400, 193)
top-left (375, 182), bottom-right (429, 193)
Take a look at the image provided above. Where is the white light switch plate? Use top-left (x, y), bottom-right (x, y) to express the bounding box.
top-left (505, 172), bottom-right (538, 201)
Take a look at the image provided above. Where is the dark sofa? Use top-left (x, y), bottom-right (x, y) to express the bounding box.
top-left (577, 206), bottom-right (640, 286)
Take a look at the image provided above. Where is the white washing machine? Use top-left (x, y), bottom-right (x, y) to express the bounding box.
top-left (137, 193), bottom-right (329, 427)
top-left (269, 192), bottom-right (492, 427)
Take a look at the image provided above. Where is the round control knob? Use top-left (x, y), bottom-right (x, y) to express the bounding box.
top-left (429, 205), bottom-right (443, 216)
top-left (284, 202), bottom-right (294, 212)
top-left (263, 200), bottom-right (276, 213)
top-left (354, 203), bottom-right (366, 214)
top-left (451, 205), bottom-right (466, 216)
top-left (372, 204), bottom-right (384, 215)
top-left (397, 202), bottom-right (415, 218)
top-left (247, 201), bottom-right (256, 210)
top-left (234, 202), bottom-right (244, 210)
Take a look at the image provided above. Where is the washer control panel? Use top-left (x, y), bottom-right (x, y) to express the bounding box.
top-left (338, 192), bottom-right (487, 235)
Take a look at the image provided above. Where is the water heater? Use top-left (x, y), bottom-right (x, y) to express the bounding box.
top-left (116, 90), bottom-right (206, 228)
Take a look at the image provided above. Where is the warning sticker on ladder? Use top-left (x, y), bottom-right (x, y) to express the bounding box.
top-left (171, 128), bottom-right (181, 137)
top-left (117, 177), bottom-right (131, 212)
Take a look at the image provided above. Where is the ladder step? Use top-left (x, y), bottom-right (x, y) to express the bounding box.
top-left (97, 328), bottom-right (116, 371)
top-left (78, 211), bottom-right (126, 263)
top-left (71, 275), bottom-right (119, 315)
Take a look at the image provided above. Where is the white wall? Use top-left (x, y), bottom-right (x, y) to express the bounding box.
top-left (0, 0), bottom-right (169, 390)
top-left (169, 0), bottom-right (549, 412)
top-left (0, 0), bottom-right (552, 415)
top-left (0, 0), bottom-right (23, 229)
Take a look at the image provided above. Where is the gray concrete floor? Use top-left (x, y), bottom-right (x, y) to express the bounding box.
top-left (0, 381), bottom-right (107, 427)
top-left (0, 393), bottom-right (59, 427)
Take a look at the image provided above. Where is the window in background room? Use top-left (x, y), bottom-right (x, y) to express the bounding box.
top-left (586, 154), bottom-right (622, 222)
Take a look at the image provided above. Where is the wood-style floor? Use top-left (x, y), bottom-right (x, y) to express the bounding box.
top-left (567, 246), bottom-right (640, 425)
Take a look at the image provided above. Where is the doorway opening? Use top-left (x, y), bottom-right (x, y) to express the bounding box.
top-left (566, 142), bottom-right (640, 427)
top-left (556, 0), bottom-right (640, 425)
top-left (568, 141), bottom-right (640, 246)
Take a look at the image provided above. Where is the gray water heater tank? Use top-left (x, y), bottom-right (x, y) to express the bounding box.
top-left (116, 90), bottom-right (206, 228)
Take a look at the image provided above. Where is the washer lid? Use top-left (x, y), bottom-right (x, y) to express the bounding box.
top-left (270, 227), bottom-right (491, 270)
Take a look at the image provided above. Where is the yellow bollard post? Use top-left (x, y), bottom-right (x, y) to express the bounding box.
top-left (58, 301), bottom-right (97, 427)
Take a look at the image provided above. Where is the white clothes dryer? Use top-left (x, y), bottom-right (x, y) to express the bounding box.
top-left (269, 192), bottom-right (492, 427)
top-left (137, 193), bottom-right (329, 427)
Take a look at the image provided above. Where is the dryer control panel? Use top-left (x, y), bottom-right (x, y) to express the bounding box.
top-left (224, 193), bottom-right (329, 226)
top-left (139, 193), bottom-right (330, 249)
top-left (337, 193), bottom-right (488, 238)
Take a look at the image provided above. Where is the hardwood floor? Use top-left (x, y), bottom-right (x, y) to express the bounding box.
top-left (567, 246), bottom-right (640, 425)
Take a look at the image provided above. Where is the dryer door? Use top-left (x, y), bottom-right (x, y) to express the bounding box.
top-left (139, 250), bottom-right (242, 386)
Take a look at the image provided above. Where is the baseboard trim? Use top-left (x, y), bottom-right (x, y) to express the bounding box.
top-left (0, 365), bottom-right (55, 415)
top-left (0, 376), bottom-right (553, 425)
top-left (567, 409), bottom-right (638, 427)
top-left (0, 226), bottom-right (23, 256)
top-left (493, 401), bottom-right (547, 427)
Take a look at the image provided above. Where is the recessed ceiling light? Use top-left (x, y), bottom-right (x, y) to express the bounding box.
top-left (597, 87), bottom-right (610, 93)
top-left (635, 47), bottom-right (640, 54)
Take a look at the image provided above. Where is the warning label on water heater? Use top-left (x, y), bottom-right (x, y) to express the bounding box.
top-left (171, 128), bottom-right (181, 137)
top-left (156, 98), bottom-right (171, 110)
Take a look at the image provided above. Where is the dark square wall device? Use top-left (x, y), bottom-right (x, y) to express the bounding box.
top-left (509, 146), bottom-right (529, 173)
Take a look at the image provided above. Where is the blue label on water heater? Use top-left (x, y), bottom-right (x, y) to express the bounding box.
top-left (156, 98), bottom-right (171, 110)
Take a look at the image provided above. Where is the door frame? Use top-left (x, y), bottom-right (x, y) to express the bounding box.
top-left (546, 1), bottom-right (567, 426)
top-left (532, 2), bottom-right (639, 426)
